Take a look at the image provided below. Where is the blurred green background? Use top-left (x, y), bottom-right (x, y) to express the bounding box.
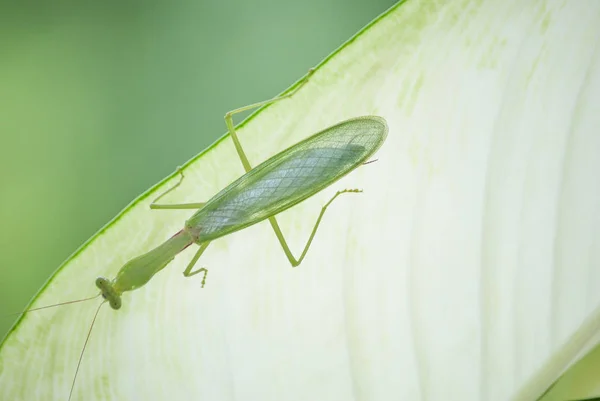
top-left (0, 1), bottom-right (397, 340)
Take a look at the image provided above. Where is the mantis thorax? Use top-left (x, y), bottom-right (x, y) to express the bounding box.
top-left (96, 277), bottom-right (122, 310)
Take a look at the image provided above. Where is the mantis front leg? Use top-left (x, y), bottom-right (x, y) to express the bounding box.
top-left (183, 242), bottom-right (211, 287)
top-left (149, 168), bottom-right (210, 283)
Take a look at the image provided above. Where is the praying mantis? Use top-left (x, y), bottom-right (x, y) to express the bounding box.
top-left (18, 69), bottom-right (388, 400)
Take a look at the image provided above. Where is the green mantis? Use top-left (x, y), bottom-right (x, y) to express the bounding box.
top-left (99, 72), bottom-right (387, 309)
top-left (25, 70), bottom-right (388, 400)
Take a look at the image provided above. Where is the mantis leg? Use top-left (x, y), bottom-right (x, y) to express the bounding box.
top-left (150, 166), bottom-right (206, 210)
top-left (224, 69), bottom-right (362, 267)
top-left (224, 68), bottom-right (315, 171)
top-left (152, 69), bottom-right (316, 212)
top-left (183, 242), bottom-right (211, 287)
top-left (272, 189), bottom-right (362, 267)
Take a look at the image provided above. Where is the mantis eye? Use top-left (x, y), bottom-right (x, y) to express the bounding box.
top-left (110, 297), bottom-right (122, 310)
top-left (95, 277), bottom-right (109, 290)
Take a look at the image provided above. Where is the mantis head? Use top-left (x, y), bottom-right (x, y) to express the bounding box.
top-left (95, 277), bottom-right (122, 310)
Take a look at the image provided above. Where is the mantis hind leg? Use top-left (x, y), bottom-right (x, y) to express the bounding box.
top-left (180, 190), bottom-right (359, 280)
top-left (224, 69), bottom-right (362, 267)
top-left (183, 242), bottom-right (211, 287)
top-left (150, 167), bottom-right (206, 210)
top-left (225, 68), bottom-right (315, 172)
top-left (273, 188), bottom-right (362, 267)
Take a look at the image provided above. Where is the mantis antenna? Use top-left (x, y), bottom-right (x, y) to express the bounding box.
top-left (68, 301), bottom-right (106, 401)
top-left (8, 294), bottom-right (100, 316)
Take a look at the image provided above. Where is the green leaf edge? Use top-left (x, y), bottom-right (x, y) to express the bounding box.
top-left (0, 0), bottom-right (406, 348)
